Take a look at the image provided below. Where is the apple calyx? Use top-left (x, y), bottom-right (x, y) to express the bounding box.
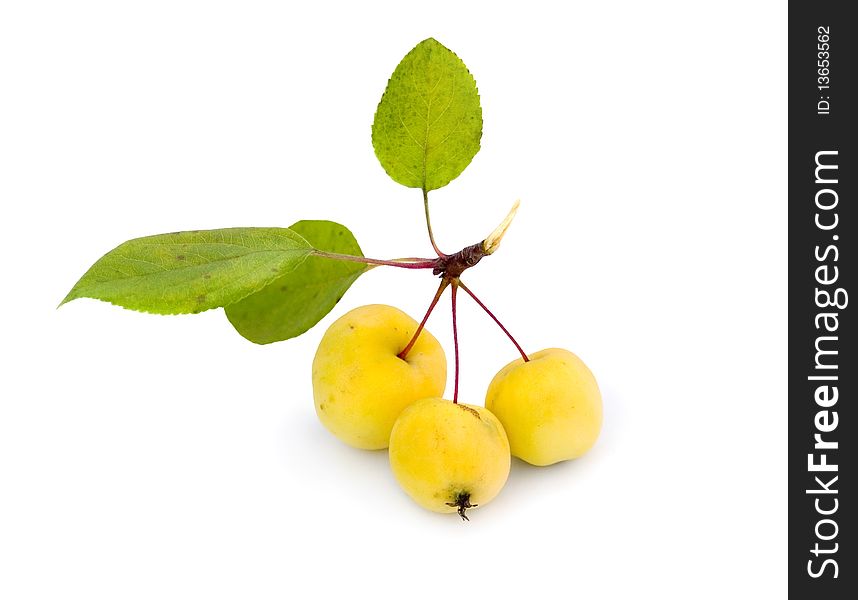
top-left (446, 491), bottom-right (478, 521)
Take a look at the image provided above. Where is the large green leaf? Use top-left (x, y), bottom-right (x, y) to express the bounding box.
top-left (61, 228), bottom-right (312, 314)
top-left (224, 220), bottom-right (366, 344)
top-left (372, 38), bottom-right (482, 191)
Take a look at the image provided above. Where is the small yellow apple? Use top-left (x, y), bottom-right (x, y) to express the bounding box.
top-left (312, 304), bottom-right (446, 450)
top-left (485, 348), bottom-right (602, 466)
top-left (389, 397), bottom-right (510, 519)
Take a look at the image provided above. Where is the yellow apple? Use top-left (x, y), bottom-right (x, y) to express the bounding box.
top-left (312, 304), bottom-right (446, 450)
top-left (485, 348), bottom-right (602, 466)
top-left (389, 397), bottom-right (510, 519)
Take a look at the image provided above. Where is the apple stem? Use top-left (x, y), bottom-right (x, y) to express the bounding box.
top-left (312, 250), bottom-right (437, 270)
top-left (423, 189), bottom-right (446, 258)
top-left (451, 281), bottom-right (460, 404)
top-left (397, 279), bottom-right (450, 360)
top-left (458, 281), bottom-right (530, 362)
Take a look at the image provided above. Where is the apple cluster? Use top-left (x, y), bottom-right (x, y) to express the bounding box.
top-left (312, 304), bottom-right (603, 519)
top-left (58, 38), bottom-right (602, 522)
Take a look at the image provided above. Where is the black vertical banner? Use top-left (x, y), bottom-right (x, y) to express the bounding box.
top-left (789, 2), bottom-right (857, 597)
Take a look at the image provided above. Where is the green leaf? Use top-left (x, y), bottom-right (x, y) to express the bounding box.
top-left (372, 38), bottom-right (482, 191)
top-left (224, 220), bottom-right (366, 344)
top-left (61, 228), bottom-right (313, 314)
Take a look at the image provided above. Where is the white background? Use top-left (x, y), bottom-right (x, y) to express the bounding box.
top-left (0, 1), bottom-right (787, 598)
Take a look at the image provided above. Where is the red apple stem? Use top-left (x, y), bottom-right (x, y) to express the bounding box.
top-left (423, 188), bottom-right (446, 258)
top-left (458, 281), bottom-right (530, 362)
top-left (397, 279), bottom-right (450, 360)
top-left (312, 250), bottom-right (437, 270)
top-left (451, 281), bottom-right (460, 404)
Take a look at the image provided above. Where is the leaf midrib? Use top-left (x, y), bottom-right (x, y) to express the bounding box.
top-left (86, 248), bottom-right (309, 284)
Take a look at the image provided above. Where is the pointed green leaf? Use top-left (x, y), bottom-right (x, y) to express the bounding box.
top-left (61, 228), bottom-right (313, 314)
top-left (224, 220), bottom-right (366, 344)
top-left (372, 38), bottom-right (482, 191)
